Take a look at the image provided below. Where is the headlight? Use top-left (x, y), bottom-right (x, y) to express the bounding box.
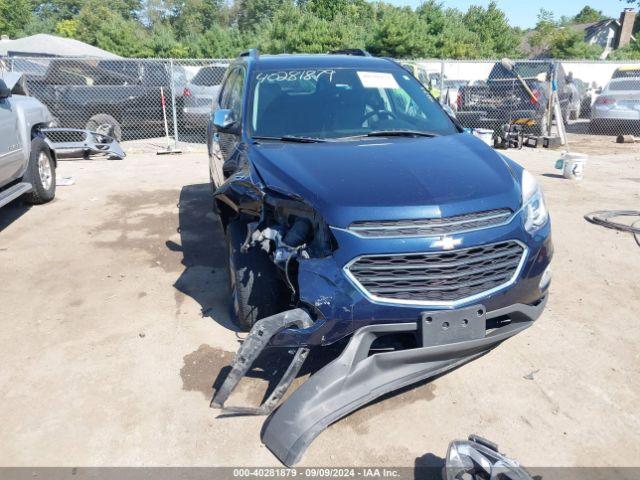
top-left (521, 170), bottom-right (548, 234)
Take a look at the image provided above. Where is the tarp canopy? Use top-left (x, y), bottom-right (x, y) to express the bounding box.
top-left (0, 34), bottom-right (120, 59)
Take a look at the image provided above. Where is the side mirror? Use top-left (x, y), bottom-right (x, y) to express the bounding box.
top-left (595, 87), bottom-right (603, 94)
top-left (0, 79), bottom-right (12, 99)
top-left (213, 108), bottom-right (238, 134)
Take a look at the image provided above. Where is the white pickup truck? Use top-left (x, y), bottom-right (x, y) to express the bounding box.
top-left (0, 72), bottom-right (125, 209)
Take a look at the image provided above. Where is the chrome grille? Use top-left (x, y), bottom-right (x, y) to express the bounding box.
top-left (346, 241), bottom-right (525, 304)
top-left (349, 209), bottom-right (512, 237)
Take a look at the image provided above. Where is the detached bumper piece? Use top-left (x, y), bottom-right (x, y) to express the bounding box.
top-left (42, 128), bottom-right (126, 160)
top-left (211, 309), bottom-right (313, 415)
top-left (213, 301), bottom-right (545, 466)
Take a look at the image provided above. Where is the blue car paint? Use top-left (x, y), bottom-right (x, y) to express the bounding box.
top-left (210, 54), bottom-right (552, 348)
top-left (250, 134), bottom-right (521, 228)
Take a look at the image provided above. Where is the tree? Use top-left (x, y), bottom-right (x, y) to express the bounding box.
top-left (0, 0), bottom-right (32, 38)
top-left (75, 0), bottom-right (151, 57)
top-left (235, 0), bottom-right (290, 32)
top-left (548, 27), bottom-right (603, 59)
top-left (172, 0), bottom-right (224, 36)
top-left (462, 1), bottom-right (522, 57)
top-left (610, 37), bottom-right (640, 60)
top-left (573, 6), bottom-right (606, 24)
top-left (55, 18), bottom-right (79, 38)
top-left (265, 3), bottom-right (365, 53)
top-left (368, 5), bottom-right (433, 58)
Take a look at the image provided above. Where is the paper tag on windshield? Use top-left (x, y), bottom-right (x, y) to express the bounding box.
top-left (357, 71), bottom-right (399, 89)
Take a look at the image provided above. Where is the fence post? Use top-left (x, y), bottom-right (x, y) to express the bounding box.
top-left (169, 59), bottom-right (180, 149)
top-left (439, 59), bottom-right (445, 104)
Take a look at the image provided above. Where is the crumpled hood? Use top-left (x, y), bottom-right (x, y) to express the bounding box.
top-left (251, 133), bottom-right (521, 228)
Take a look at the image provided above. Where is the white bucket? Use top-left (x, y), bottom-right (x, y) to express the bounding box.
top-left (557, 152), bottom-right (587, 180)
top-left (473, 128), bottom-right (494, 146)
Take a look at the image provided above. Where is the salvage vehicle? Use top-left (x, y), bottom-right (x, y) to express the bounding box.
top-left (208, 50), bottom-right (553, 466)
top-left (590, 66), bottom-right (640, 134)
top-left (25, 59), bottom-right (179, 141)
top-left (456, 61), bottom-right (570, 135)
top-left (0, 72), bottom-right (125, 210)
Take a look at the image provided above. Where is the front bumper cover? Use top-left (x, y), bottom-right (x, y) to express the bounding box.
top-left (214, 298), bottom-right (546, 466)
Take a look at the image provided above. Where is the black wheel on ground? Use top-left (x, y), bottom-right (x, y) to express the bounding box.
top-left (86, 114), bottom-right (122, 141)
top-left (226, 218), bottom-right (289, 331)
top-left (22, 137), bottom-right (56, 205)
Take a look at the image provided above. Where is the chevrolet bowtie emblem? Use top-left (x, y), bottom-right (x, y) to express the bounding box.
top-left (431, 237), bottom-right (462, 250)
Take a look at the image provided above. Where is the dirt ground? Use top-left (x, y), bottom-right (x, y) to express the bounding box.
top-left (1, 137), bottom-right (639, 469)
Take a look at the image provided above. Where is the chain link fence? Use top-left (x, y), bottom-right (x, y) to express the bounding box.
top-left (431, 59), bottom-right (640, 139)
top-left (2, 56), bottom-right (639, 152)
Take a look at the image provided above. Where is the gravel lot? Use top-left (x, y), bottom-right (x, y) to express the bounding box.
top-left (1, 138), bottom-right (639, 468)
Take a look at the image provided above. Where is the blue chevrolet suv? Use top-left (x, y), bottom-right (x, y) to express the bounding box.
top-left (208, 50), bottom-right (553, 466)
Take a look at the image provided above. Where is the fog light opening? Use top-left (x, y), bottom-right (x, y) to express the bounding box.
top-left (539, 266), bottom-right (552, 290)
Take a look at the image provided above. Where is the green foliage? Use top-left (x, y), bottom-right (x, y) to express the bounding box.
top-left (0, 0), bottom-right (627, 60)
top-left (610, 37), bottom-right (640, 60)
top-left (368, 5), bottom-right (433, 58)
top-left (462, 1), bottom-right (521, 57)
top-left (0, 0), bottom-right (32, 38)
top-left (236, 0), bottom-right (290, 32)
top-left (265, 2), bottom-right (365, 53)
top-left (549, 28), bottom-right (603, 59)
top-left (55, 18), bottom-right (79, 38)
top-left (573, 6), bottom-right (606, 24)
top-left (528, 8), bottom-right (604, 59)
top-left (75, 0), bottom-right (152, 56)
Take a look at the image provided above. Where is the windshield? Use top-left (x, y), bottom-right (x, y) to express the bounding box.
top-left (490, 62), bottom-right (551, 81)
top-left (192, 66), bottom-right (227, 86)
top-left (612, 69), bottom-right (640, 79)
top-left (249, 67), bottom-right (457, 139)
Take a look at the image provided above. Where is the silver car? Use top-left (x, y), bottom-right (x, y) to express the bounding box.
top-left (182, 64), bottom-right (228, 130)
top-left (590, 67), bottom-right (640, 133)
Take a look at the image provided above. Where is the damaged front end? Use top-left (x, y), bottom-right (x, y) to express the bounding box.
top-left (210, 162), bottom-right (550, 466)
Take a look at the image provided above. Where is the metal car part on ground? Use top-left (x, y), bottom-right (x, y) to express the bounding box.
top-left (42, 129), bottom-right (126, 160)
top-left (207, 50), bottom-right (553, 465)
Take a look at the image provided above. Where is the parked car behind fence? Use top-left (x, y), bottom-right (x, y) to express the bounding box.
top-left (590, 66), bottom-right (640, 134)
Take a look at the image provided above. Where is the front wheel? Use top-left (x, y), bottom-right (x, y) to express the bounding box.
top-left (22, 137), bottom-right (56, 205)
top-left (226, 218), bottom-right (289, 331)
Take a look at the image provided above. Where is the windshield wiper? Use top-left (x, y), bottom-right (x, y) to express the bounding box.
top-left (365, 130), bottom-right (439, 138)
top-left (252, 135), bottom-right (326, 143)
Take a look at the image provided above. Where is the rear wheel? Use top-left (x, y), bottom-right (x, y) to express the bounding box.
top-left (226, 218), bottom-right (289, 331)
top-left (22, 137), bottom-right (56, 205)
top-left (86, 114), bottom-right (122, 141)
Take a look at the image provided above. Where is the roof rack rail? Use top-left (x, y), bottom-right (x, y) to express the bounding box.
top-left (239, 48), bottom-right (259, 59)
top-left (329, 48), bottom-right (371, 57)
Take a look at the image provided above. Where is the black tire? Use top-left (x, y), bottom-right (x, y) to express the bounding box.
top-left (226, 219), bottom-right (289, 331)
top-left (86, 114), bottom-right (122, 141)
top-left (22, 137), bottom-right (56, 205)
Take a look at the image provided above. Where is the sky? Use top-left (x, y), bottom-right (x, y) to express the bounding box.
top-left (385, 0), bottom-right (634, 29)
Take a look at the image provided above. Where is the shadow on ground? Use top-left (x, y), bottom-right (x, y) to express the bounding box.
top-left (0, 200), bottom-right (31, 232)
top-left (171, 182), bottom-right (235, 330)
top-left (414, 452), bottom-right (445, 480)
